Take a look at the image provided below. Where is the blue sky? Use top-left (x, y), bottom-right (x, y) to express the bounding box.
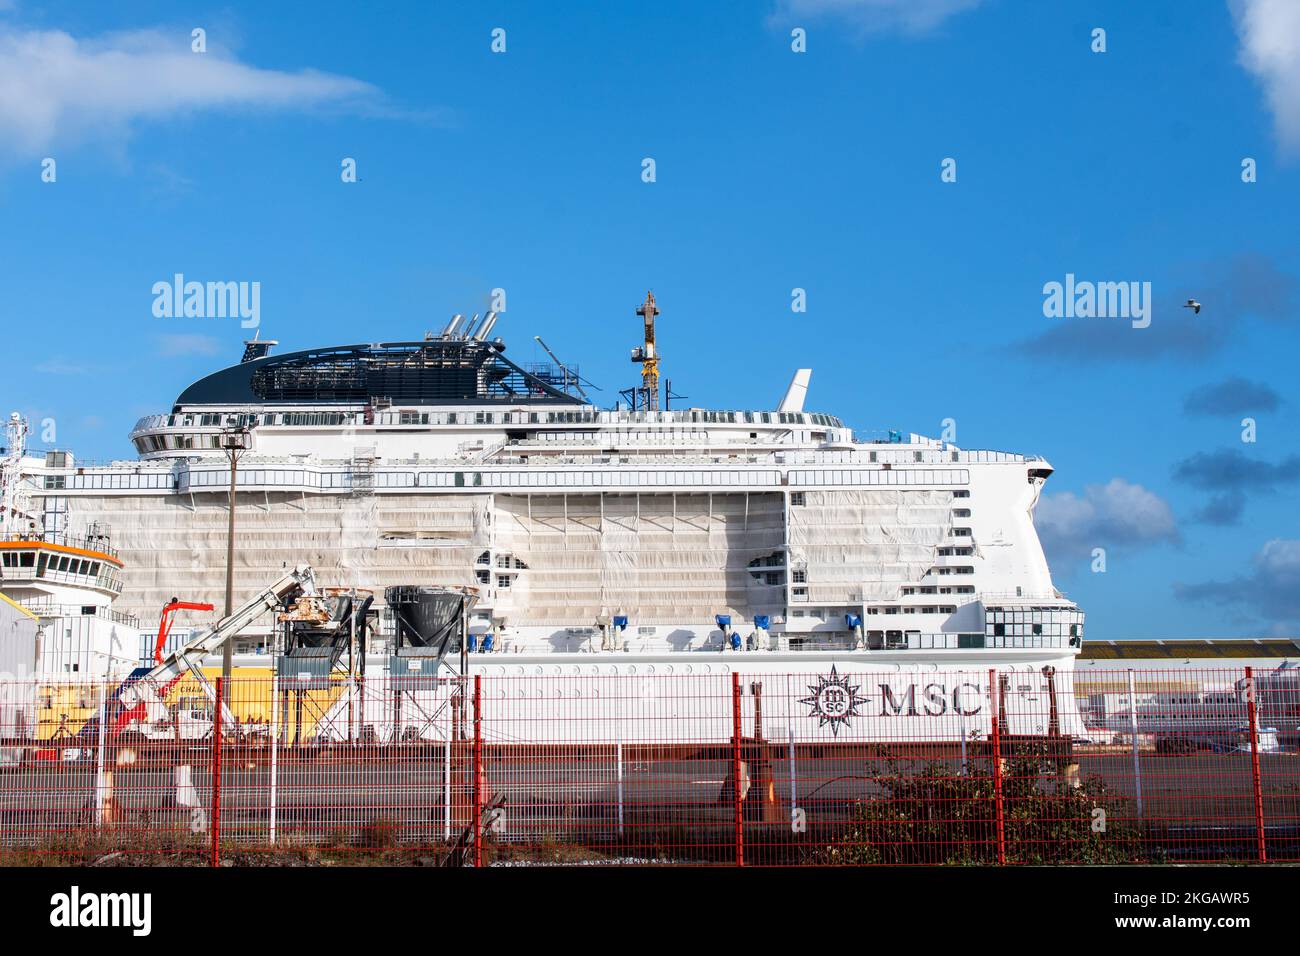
top-left (2, 0), bottom-right (1298, 638)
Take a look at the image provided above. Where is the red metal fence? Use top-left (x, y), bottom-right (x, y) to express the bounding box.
top-left (0, 666), bottom-right (1296, 866)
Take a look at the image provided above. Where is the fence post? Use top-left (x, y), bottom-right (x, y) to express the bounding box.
top-left (615, 682), bottom-right (625, 839)
top-left (94, 681), bottom-right (108, 826)
top-left (211, 676), bottom-right (223, 868)
top-left (443, 731), bottom-right (452, 841)
top-left (472, 674), bottom-right (483, 868)
top-left (1245, 667), bottom-right (1267, 863)
top-left (988, 668), bottom-right (1005, 865)
top-left (615, 741), bottom-right (625, 839)
top-left (1127, 669), bottom-right (1143, 820)
top-left (788, 725), bottom-right (796, 810)
top-left (269, 667), bottom-right (280, 845)
top-left (731, 671), bottom-right (744, 866)
top-left (958, 674), bottom-right (968, 775)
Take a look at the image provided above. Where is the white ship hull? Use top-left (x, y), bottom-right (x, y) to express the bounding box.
top-left (302, 648), bottom-right (1087, 745)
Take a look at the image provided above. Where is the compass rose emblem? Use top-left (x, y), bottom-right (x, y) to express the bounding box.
top-left (800, 666), bottom-right (866, 736)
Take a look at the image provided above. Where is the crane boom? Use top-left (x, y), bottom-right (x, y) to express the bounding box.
top-left (533, 335), bottom-right (590, 400)
top-left (116, 565), bottom-right (318, 732)
top-left (147, 565), bottom-right (316, 686)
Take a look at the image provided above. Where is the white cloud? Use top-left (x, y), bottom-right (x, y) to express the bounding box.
top-left (1036, 478), bottom-right (1180, 564)
top-left (1178, 538), bottom-right (1300, 634)
top-left (1231, 0), bottom-right (1300, 156)
top-left (158, 334), bottom-right (220, 357)
top-left (769, 0), bottom-right (985, 35)
top-left (1257, 537), bottom-right (1300, 576)
top-left (35, 358), bottom-right (87, 374)
top-left (0, 26), bottom-right (382, 158)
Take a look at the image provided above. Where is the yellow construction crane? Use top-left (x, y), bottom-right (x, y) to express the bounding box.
top-left (630, 291), bottom-right (661, 411)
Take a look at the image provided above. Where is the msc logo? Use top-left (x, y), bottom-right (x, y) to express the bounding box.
top-left (800, 666), bottom-right (865, 736)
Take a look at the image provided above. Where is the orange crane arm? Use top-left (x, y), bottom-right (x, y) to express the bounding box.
top-left (154, 599), bottom-right (216, 664)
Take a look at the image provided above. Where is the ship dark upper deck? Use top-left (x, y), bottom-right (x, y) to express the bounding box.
top-left (174, 339), bottom-right (584, 409)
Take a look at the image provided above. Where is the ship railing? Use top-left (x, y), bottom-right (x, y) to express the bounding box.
top-left (173, 452), bottom-right (790, 469)
top-left (130, 414), bottom-right (172, 433)
top-left (133, 408), bottom-right (371, 434)
top-left (507, 430), bottom-right (713, 445)
top-left (38, 458), bottom-right (166, 472)
top-left (847, 440), bottom-right (1040, 465)
top-left (16, 602), bottom-right (140, 628)
top-left (979, 591), bottom-right (1073, 605)
top-left (779, 631), bottom-right (1073, 650)
top-left (142, 407), bottom-right (846, 430)
top-left (0, 531), bottom-right (120, 561)
top-left (121, 448), bottom-right (1047, 473)
top-left (4, 565), bottom-right (126, 594)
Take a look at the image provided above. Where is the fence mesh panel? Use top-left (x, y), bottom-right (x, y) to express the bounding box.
top-left (0, 667), bottom-right (1296, 865)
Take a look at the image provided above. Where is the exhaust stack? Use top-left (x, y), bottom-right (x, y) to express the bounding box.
top-left (474, 311), bottom-right (499, 341)
top-left (778, 369), bottom-right (812, 413)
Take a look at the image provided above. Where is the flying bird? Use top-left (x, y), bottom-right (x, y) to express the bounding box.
top-left (1184, 299), bottom-right (1201, 314)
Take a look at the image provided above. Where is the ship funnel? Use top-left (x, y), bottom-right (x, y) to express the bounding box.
top-left (778, 369), bottom-right (812, 413)
top-left (442, 314), bottom-right (465, 338)
top-left (462, 313), bottom-right (482, 339)
top-left (474, 311), bottom-right (499, 341)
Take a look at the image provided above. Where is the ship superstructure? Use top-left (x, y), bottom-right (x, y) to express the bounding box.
top-left (7, 298), bottom-right (1083, 672)
top-left (1, 414), bottom-right (140, 678)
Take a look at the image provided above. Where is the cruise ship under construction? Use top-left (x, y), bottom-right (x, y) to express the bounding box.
top-left (1, 294), bottom-right (1092, 742)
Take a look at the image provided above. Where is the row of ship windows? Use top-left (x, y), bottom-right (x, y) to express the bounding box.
top-left (184, 469), bottom-right (789, 490)
top-left (135, 433), bottom-right (222, 453)
top-left (475, 552), bottom-right (529, 569)
top-left (164, 413), bottom-right (351, 428)
top-left (792, 573), bottom-right (977, 596)
top-left (989, 622), bottom-right (1081, 638)
top-left (856, 632), bottom-right (1072, 650)
top-left (405, 410), bottom-right (840, 427)
top-left (54, 467), bottom-right (980, 493)
top-left (168, 468), bottom-right (978, 490)
top-left (788, 469), bottom-right (969, 486)
top-left (789, 495), bottom-right (971, 520)
top-left (862, 632), bottom-right (989, 650)
top-left (449, 470), bottom-right (783, 488)
top-left (867, 605), bottom-right (960, 615)
top-left (986, 609), bottom-right (1084, 624)
top-left (46, 473), bottom-right (172, 490)
top-left (985, 633), bottom-right (1074, 648)
top-left (0, 551), bottom-right (104, 578)
top-left (157, 410), bottom-right (845, 429)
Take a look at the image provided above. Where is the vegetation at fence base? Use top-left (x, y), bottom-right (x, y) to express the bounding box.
top-left (0, 826), bottom-right (210, 867)
top-left (808, 744), bottom-right (1143, 865)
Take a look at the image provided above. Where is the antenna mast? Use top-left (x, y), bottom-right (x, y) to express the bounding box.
top-left (1, 413), bottom-right (33, 535)
top-left (631, 291), bottom-right (661, 411)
